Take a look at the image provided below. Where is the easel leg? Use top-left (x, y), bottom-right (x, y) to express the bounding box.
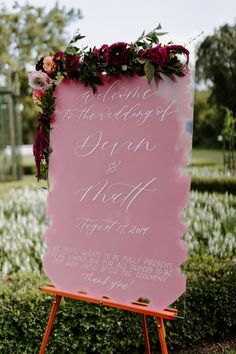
top-left (142, 315), bottom-right (151, 354)
top-left (39, 295), bottom-right (62, 354)
top-left (156, 317), bottom-right (168, 354)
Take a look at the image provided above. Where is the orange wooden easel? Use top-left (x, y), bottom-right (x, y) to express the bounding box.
top-left (39, 285), bottom-right (177, 354)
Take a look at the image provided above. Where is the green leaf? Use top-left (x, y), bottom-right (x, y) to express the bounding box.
top-left (65, 46), bottom-right (77, 55)
top-left (155, 31), bottom-right (168, 36)
top-left (144, 61), bottom-right (155, 83)
top-left (70, 34), bottom-right (85, 44)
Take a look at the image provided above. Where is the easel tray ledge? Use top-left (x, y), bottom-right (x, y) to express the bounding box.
top-left (41, 285), bottom-right (178, 320)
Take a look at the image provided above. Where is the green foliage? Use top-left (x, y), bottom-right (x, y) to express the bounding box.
top-left (0, 256), bottom-right (235, 353)
top-left (193, 90), bottom-right (224, 148)
top-left (166, 255), bottom-right (236, 349)
top-left (144, 61), bottom-right (155, 83)
top-left (191, 176), bottom-right (236, 194)
top-left (23, 164), bottom-right (35, 175)
top-left (0, 2), bottom-right (81, 70)
top-left (196, 23), bottom-right (236, 116)
top-left (222, 109), bottom-right (236, 174)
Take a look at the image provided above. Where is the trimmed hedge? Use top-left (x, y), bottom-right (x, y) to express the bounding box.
top-left (0, 256), bottom-right (235, 353)
top-left (191, 176), bottom-right (236, 194)
top-left (23, 164), bottom-right (35, 175)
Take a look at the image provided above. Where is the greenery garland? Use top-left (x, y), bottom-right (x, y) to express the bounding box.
top-left (28, 25), bottom-right (190, 181)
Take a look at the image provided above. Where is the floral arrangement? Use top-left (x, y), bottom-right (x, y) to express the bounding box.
top-left (28, 25), bottom-right (190, 181)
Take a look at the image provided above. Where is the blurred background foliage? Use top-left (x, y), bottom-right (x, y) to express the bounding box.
top-left (0, 1), bottom-right (82, 143)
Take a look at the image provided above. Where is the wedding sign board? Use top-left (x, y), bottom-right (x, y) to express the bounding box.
top-left (44, 74), bottom-right (192, 311)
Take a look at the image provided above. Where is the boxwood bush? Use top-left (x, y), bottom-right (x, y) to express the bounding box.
top-left (191, 176), bottom-right (236, 194)
top-left (0, 256), bottom-right (235, 353)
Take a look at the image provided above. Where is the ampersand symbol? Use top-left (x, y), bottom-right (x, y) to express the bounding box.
top-left (106, 161), bottom-right (121, 174)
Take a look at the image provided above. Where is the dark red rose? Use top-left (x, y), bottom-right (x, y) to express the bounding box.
top-left (167, 45), bottom-right (189, 65)
top-left (33, 125), bottom-right (48, 180)
top-left (53, 51), bottom-right (64, 62)
top-left (93, 44), bottom-right (109, 63)
top-left (35, 57), bottom-right (45, 71)
top-left (107, 42), bottom-right (130, 68)
top-left (65, 54), bottom-right (80, 78)
top-left (138, 45), bottom-right (168, 66)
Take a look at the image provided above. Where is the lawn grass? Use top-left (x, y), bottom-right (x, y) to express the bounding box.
top-left (0, 175), bottom-right (47, 199)
top-left (191, 149), bottom-right (223, 165)
top-left (22, 155), bottom-right (34, 166)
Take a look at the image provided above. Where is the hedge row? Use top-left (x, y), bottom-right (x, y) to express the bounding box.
top-left (191, 176), bottom-right (236, 194)
top-left (23, 164), bottom-right (35, 175)
top-left (23, 165), bottom-right (236, 194)
top-left (0, 256), bottom-right (235, 353)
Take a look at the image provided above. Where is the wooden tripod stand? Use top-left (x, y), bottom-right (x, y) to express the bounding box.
top-left (39, 285), bottom-right (177, 354)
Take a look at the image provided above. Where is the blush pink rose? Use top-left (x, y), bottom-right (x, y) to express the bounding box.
top-left (43, 56), bottom-right (57, 74)
top-left (28, 70), bottom-right (53, 91)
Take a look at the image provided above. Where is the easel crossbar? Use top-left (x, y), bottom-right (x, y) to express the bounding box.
top-left (41, 285), bottom-right (177, 319)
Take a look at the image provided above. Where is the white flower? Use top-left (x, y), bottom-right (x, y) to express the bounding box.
top-left (28, 70), bottom-right (53, 91)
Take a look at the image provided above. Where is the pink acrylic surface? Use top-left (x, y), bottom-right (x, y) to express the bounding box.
top-left (44, 75), bottom-right (193, 311)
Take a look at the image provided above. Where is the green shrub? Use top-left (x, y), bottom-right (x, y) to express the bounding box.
top-left (166, 255), bottom-right (236, 349)
top-left (23, 164), bottom-right (35, 175)
top-left (0, 256), bottom-right (235, 353)
top-left (191, 176), bottom-right (236, 194)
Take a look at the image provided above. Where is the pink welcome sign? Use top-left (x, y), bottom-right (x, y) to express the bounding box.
top-left (44, 75), bottom-right (193, 310)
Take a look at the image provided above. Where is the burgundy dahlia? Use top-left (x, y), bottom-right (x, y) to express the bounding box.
top-left (108, 42), bottom-right (130, 68)
top-left (53, 51), bottom-right (65, 63)
top-left (93, 44), bottom-right (109, 63)
top-left (65, 54), bottom-right (80, 78)
top-left (138, 45), bottom-right (168, 66)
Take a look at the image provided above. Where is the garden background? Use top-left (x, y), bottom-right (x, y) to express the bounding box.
top-left (0, 1), bottom-right (235, 353)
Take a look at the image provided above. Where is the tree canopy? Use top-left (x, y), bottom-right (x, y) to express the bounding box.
top-left (0, 1), bottom-right (82, 142)
top-left (0, 2), bottom-right (82, 70)
top-left (196, 23), bottom-right (236, 116)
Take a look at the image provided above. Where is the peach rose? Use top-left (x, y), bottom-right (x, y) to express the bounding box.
top-left (28, 70), bottom-right (53, 91)
top-left (43, 56), bottom-right (57, 74)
